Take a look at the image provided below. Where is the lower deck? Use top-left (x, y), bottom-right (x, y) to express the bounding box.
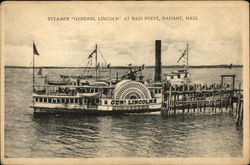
top-left (32, 93), bottom-right (162, 113)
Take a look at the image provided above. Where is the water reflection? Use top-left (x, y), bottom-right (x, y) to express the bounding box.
top-left (30, 114), bottom-right (243, 158)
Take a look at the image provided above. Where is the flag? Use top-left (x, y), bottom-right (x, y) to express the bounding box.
top-left (177, 49), bottom-right (186, 63)
top-left (33, 42), bottom-right (40, 55)
top-left (141, 64), bottom-right (145, 70)
top-left (88, 48), bottom-right (97, 59)
top-left (139, 64), bottom-right (145, 71)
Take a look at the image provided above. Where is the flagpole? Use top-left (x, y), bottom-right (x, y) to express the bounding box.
top-left (32, 41), bottom-right (35, 108)
top-left (95, 44), bottom-right (97, 81)
top-left (186, 44), bottom-right (189, 70)
top-left (109, 67), bottom-right (111, 83)
top-left (33, 41), bottom-right (35, 91)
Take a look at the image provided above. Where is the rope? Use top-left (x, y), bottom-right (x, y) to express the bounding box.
top-left (97, 48), bottom-right (107, 64)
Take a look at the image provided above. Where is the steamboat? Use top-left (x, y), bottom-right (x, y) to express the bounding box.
top-left (31, 41), bottom-right (164, 114)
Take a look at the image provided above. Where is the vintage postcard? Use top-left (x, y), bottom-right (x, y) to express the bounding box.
top-left (1, 1), bottom-right (249, 165)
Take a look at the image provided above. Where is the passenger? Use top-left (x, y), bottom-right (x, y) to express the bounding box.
top-left (77, 78), bottom-right (80, 86)
top-left (65, 87), bottom-right (69, 94)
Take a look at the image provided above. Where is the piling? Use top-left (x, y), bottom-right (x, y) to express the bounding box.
top-left (161, 76), bottom-right (243, 126)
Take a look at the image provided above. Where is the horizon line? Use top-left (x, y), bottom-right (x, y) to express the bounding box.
top-left (4, 64), bottom-right (243, 69)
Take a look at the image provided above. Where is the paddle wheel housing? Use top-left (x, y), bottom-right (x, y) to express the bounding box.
top-left (113, 80), bottom-right (151, 99)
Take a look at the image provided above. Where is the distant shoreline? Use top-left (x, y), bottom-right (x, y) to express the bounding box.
top-left (4, 65), bottom-right (243, 69)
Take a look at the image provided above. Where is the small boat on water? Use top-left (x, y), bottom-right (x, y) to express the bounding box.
top-left (31, 42), bottom-right (164, 115)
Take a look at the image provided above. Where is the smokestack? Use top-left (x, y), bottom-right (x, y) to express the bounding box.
top-left (155, 40), bottom-right (161, 82)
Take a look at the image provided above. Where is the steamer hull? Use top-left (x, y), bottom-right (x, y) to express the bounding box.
top-left (31, 106), bottom-right (161, 115)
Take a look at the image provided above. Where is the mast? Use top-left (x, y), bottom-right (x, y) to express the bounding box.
top-left (109, 67), bottom-right (111, 82)
top-left (32, 41), bottom-right (35, 108)
top-left (32, 41), bottom-right (35, 91)
top-left (95, 44), bottom-right (97, 81)
top-left (186, 44), bottom-right (189, 70)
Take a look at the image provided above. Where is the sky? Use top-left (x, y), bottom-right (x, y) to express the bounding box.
top-left (2, 1), bottom-right (246, 67)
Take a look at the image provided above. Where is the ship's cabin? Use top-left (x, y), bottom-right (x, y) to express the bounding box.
top-left (163, 69), bottom-right (190, 85)
top-left (165, 70), bottom-right (189, 80)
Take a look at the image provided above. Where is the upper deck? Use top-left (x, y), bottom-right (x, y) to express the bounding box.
top-left (33, 82), bottom-right (163, 99)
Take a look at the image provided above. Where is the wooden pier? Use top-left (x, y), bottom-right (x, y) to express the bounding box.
top-left (161, 75), bottom-right (243, 126)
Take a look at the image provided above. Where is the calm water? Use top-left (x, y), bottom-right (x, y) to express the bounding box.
top-left (4, 68), bottom-right (243, 158)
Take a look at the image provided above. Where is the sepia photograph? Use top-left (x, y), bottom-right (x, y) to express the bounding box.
top-left (1, 1), bottom-right (249, 164)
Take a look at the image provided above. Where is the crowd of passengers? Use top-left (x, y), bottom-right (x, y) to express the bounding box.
top-left (163, 83), bottom-right (233, 91)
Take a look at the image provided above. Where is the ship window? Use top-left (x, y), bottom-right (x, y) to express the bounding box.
top-left (35, 98), bottom-right (39, 102)
top-left (104, 100), bottom-right (108, 104)
top-left (75, 98), bottom-right (78, 103)
top-left (65, 99), bottom-right (69, 104)
top-left (70, 98), bottom-right (74, 103)
top-left (184, 73), bottom-right (187, 78)
top-left (39, 98), bottom-right (43, 102)
top-left (96, 99), bottom-right (99, 103)
top-left (95, 88), bottom-right (98, 92)
top-left (84, 98), bottom-right (87, 103)
top-left (44, 98), bottom-right (47, 103)
top-left (171, 76), bottom-right (174, 79)
top-left (178, 74), bottom-right (180, 78)
top-left (150, 90), bottom-right (154, 96)
top-left (48, 98), bottom-right (52, 103)
top-left (57, 98), bottom-right (61, 103)
top-left (53, 98), bottom-right (56, 103)
top-left (62, 98), bottom-right (65, 103)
